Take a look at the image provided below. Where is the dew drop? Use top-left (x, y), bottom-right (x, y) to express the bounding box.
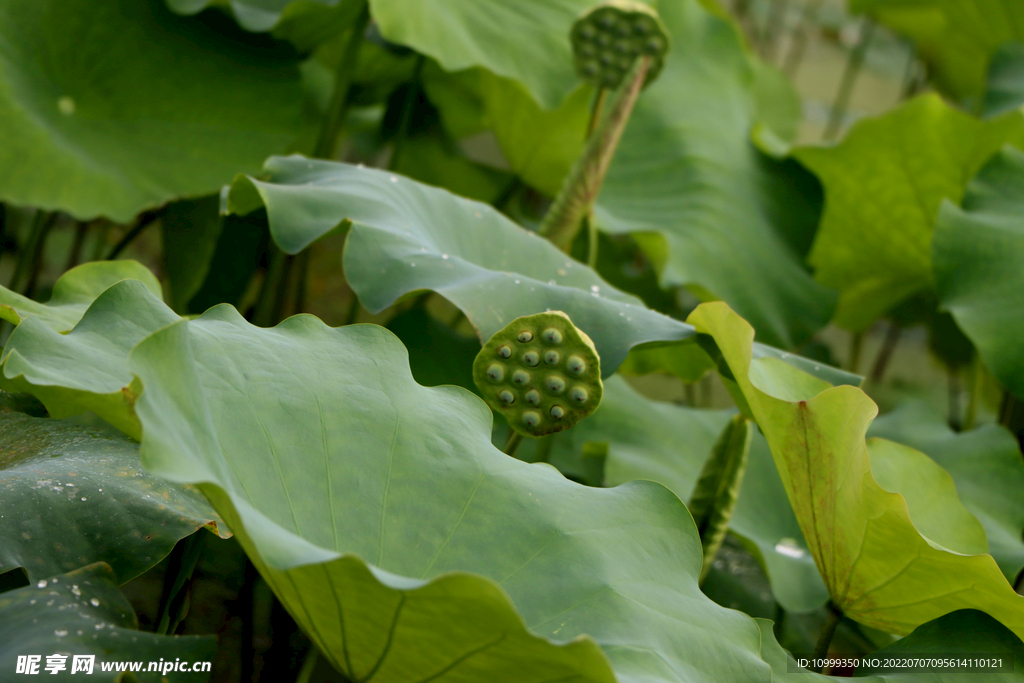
top-left (37, 580), bottom-right (47, 588)
top-left (57, 96), bottom-right (75, 116)
top-left (81, 497), bottom-right (86, 502)
top-left (814, 365), bottom-right (821, 371)
top-left (389, 175), bottom-right (398, 183)
top-left (774, 538), bottom-right (805, 559)
top-left (441, 254), bottom-right (449, 260)
top-left (514, 279), bottom-right (521, 284)
top-left (90, 598), bottom-right (100, 607)
top-left (547, 280), bottom-right (557, 285)
top-left (590, 285), bottom-right (600, 293)
top-left (71, 585), bottom-right (81, 597)
top-left (55, 630), bottom-right (67, 637)
top-left (556, 268), bottom-right (567, 276)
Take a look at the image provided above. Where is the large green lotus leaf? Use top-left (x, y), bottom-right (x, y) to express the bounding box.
top-left (869, 400), bottom-right (1024, 582)
top-left (0, 413), bottom-right (222, 585)
top-left (793, 94), bottom-right (1024, 330)
top-left (1, 280), bottom-right (180, 439)
top-left (595, 384), bottom-right (829, 613)
top-left (852, 0), bottom-right (1024, 108)
top-left (0, 0), bottom-right (303, 222)
top-left (121, 304), bottom-right (777, 682)
top-left (688, 301), bottom-right (1024, 639)
top-left (933, 145), bottom-right (1024, 397)
top-left (225, 156), bottom-right (860, 385)
top-left (0, 563), bottom-right (216, 682)
top-left (756, 610), bottom-right (1024, 681)
top-left (0, 261), bottom-right (161, 331)
top-left (592, 0), bottom-right (835, 349)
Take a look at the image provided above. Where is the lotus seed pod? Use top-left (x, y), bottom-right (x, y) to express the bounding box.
top-left (571, 1), bottom-right (670, 89)
top-left (473, 311), bottom-right (603, 437)
top-left (486, 363), bottom-right (505, 382)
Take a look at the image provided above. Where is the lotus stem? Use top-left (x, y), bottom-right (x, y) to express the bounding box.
top-left (504, 431), bottom-right (524, 456)
top-left (539, 56), bottom-right (650, 252)
top-left (314, 1), bottom-right (371, 159)
top-left (824, 17), bottom-right (875, 141)
top-left (812, 601), bottom-right (843, 673)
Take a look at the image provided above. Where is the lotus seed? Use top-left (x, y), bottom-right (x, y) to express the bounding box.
top-left (497, 345), bottom-right (512, 359)
top-left (525, 389), bottom-right (541, 405)
top-left (645, 37), bottom-right (665, 53)
top-left (486, 363), bottom-right (505, 382)
top-left (523, 411), bottom-right (541, 427)
top-left (567, 356), bottom-right (586, 376)
top-left (634, 17), bottom-right (654, 34)
top-left (543, 328), bottom-right (563, 344)
top-left (596, 32), bottom-right (611, 47)
top-left (543, 350), bottom-right (560, 365)
top-left (545, 376), bottom-right (566, 394)
top-left (550, 405), bottom-right (565, 419)
top-left (512, 370), bottom-right (531, 385)
top-left (614, 39), bottom-right (632, 54)
top-left (517, 331), bottom-right (534, 343)
top-left (599, 51), bottom-right (615, 66)
top-left (579, 23), bottom-right (595, 39)
top-left (522, 351), bottom-right (540, 367)
top-left (570, 387), bottom-right (589, 404)
top-left (498, 390), bottom-right (515, 404)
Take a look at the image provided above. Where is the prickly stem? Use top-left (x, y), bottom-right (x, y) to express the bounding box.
top-left (539, 56), bottom-right (650, 252)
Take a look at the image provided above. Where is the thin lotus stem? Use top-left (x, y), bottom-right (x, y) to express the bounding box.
top-left (1014, 569), bottom-right (1023, 594)
top-left (15, 211), bottom-right (59, 298)
top-left (291, 249), bottom-right (312, 315)
top-left (540, 56), bottom-right (650, 251)
top-left (998, 391), bottom-right (1018, 429)
top-left (295, 646), bottom-right (320, 683)
top-left (389, 55), bottom-right (426, 171)
top-left (760, 0), bottom-right (791, 63)
top-left (533, 435), bottom-right (554, 464)
top-left (585, 214), bottom-right (599, 268)
top-left (155, 531), bottom-right (206, 635)
top-left (342, 292), bottom-right (362, 326)
top-left (586, 87), bottom-right (608, 138)
top-left (253, 246), bottom-right (291, 327)
top-left (503, 431), bottom-right (524, 456)
top-left (948, 366), bottom-right (962, 431)
top-left (824, 17), bottom-right (875, 141)
top-left (106, 209), bottom-right (162, 260)
top-left (963, 354), bottom-right (982, 432)
top-left (8, 210), bottom-right (51, 293)
top-left (848, 329), bottom-right (864, 374)
top-left (869, 322), bottom-right (901, 385)
top-left (63, 220), bottom-right (90, 272)
top-left (782, 0), bottom-right (823, 78)
top-left (812, 601), bottom-right (843, 673)
top-left (314, 1), bottom-right (371, 159)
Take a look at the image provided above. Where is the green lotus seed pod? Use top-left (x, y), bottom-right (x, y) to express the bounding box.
top-left (486, 363), bottom-right (505, 382)
top-left (571, 1), bottom-right (670, 89)
top-left (473, 311), bottom-right (603, 437)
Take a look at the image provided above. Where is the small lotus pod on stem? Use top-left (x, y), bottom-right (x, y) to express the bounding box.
top-left (539, 2), bottom-right (669, 255)
top-left (473, 311), bottom-right (603, 450)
